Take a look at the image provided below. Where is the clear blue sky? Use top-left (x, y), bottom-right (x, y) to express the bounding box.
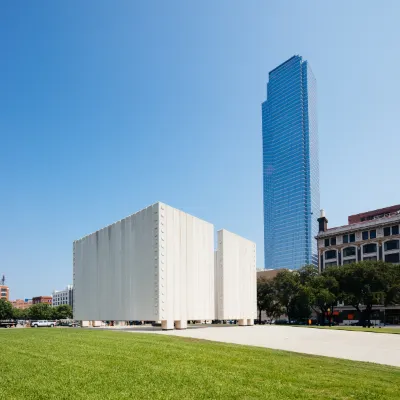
top-left (1, 1), bottom-right (399, 299)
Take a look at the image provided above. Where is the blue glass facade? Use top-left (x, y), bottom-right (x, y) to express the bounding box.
top-left (262, 55), bottom-right (320, 270)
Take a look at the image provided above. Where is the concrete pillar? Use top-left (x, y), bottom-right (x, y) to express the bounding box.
top-left (238, 319), bottom-right (247, 326)
top-left (247, 319), bottom-right (254, 326)
top-left (161, 320), bottom-right (174, 330)
top-left (175, 320), bottom-right (187, 330)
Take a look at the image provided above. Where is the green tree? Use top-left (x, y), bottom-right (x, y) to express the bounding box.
top-left (28, 303), bottom-right (53, 320)
top-left (52, 304), bottom-right (73, 320)
top-left (326, 261), bottom-right (388, 327)
top-left (257, 278), bottom-right (282, 322)
top-left (305, 273), bottom-right (339, 325)
top-left (376, 262), bottom-right (400, 323)
top-left (12, 307), bottom-right (29, 320)
top-left (273, 270), bottom-right (300, 323)
top-left (272, 266), bottom-right (321, 323)
top-left (297, 265), bottom-right (320, 286)
top-left (0, 299), bottom-right (13, 320)
top-left (288, 288), bottom-right (312, 322)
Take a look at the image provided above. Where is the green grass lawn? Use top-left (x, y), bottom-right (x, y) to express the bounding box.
top-left (1, 329), bottom-right (399, 399)
top-left (293, 325), bottom-right (400, 334)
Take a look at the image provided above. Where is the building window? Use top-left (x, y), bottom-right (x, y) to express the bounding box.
top-left (363, 256), bottom-right (377, 261)
top-left (325, 250), bottom-right (337, 260)
top-left (384, 240), bottom-right (399, 252)
top-left (370, 230), bottom-right (376, 239)
top-left (384, 227), bottom-right (391, 237)
top-left (331, 237), bottom-right (336, 246)
top-left (325, 261), bottom-right (337, 267)
top-left (392, 225), bottom-right (399, 235)
top-left (343, 247), bottom-right (356, 257)
top-left (325, 238), bottom-right (330, 247)
top-left (362, 231), bottom-right (368, 240)
top-left (343, 259), bottom-right (354, 265)
top-left (343, 235), bottom-right (349, 244)
top-left (349, 233), bottom-right (355, 243)
top-left (385, 253), bottom-right (400, 263)
top-left (363, 243), bottom-right (377, 254)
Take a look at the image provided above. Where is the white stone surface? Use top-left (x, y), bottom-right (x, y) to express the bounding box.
top-left (74, 204), bottom-right (158, 321)
top-left (161, 203), bottom-right (215, 323)
top-left (215, 230), bottom-right (256, 321)
top-left (74, 202), bottom-right (215, 324)
top-left (153, 325), bottom-right (400, 367)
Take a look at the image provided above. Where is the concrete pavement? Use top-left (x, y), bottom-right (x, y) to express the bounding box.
top-left (148, 325), bottom-right (400, 367)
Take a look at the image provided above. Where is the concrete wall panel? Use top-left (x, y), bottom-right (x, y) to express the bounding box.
top-left (74, 202), bottom-right (215, 323)
top-left (215, 229), bottom-right (257, 321)
top-left (161, 203), bottom-right (215, 322)
top-left (74, 204), bottom-right (158, 321)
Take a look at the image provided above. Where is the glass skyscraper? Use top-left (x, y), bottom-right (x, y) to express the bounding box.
top-left (262, 55), bottom-right (320, 270)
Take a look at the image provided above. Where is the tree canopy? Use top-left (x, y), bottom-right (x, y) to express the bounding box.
top-left (52, 304), bottom-right (73, 319)
top-left (0, 299), bottom-right (13, 320)
top-left (28, 303), bottom-right (54, 320)
top-left (257, 261), bottom-right (400, 326)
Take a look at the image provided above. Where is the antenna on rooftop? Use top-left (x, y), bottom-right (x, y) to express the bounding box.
top-left (1, 274), bottom-right (5, 286)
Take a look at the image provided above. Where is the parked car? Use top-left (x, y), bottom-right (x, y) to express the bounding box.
top-left (30, 320), bottom-right (55, 328)
top-left (57, 320), bottom-right (77, 327)
top-left (274, 319), bottom-right (289, 325)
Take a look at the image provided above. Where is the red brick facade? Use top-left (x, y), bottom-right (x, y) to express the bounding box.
top-left (11, 299), bottom-right (32, 309)
top-left (0, 285), bottom-right (9, 301)
top-left (348, 205), bottom-right (400, 224)
top-left (32, 296), bottom-right (52, 305)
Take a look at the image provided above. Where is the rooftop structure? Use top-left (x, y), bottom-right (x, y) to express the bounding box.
top-left (348, 204), bottom-right (400, 224)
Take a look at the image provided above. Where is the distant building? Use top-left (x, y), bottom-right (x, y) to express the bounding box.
top-left (11, 299), bottom-right (32, 309)
top-left (32, 296), bottom-right (52, 305)
top-left (257, 269), bottom-right (287, 281)
top-left (52, 285), bottom-right (73, 307)
top-left (262, 55), bottom-right (320, 270)
top-left (0, 285), bottom-right (9, 301)
top-left (316, 207), bottom-right (400, 325)
top-left (348, 204), bottom-right (400, 225)
top-left (316, 207), bottom-right (400, 272)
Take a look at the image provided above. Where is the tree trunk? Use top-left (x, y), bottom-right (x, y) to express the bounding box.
top-left (365, 304), bottom-right (373, 327)
top-left (319, 307), bottom-right (327, 326)
top-left (285, 304), bottom-right (290, 324)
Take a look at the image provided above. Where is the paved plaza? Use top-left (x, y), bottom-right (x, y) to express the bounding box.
top-left (150, 325), bottom-right (400, 367)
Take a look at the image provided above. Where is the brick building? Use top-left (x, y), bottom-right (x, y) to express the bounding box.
top-left (257, 269), bottom-right (287, 281)
top-left (0, 285), bottom-right (9, 301)
top-left (32, 296), bottom-right (52, 305)
top-left (11, 299), bottom-right (32, 309)
top-left (348, 204), bottom-right (400, 225)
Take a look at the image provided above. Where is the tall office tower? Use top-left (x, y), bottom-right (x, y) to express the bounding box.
top-left (262, 55), bottom-right (320, 269)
